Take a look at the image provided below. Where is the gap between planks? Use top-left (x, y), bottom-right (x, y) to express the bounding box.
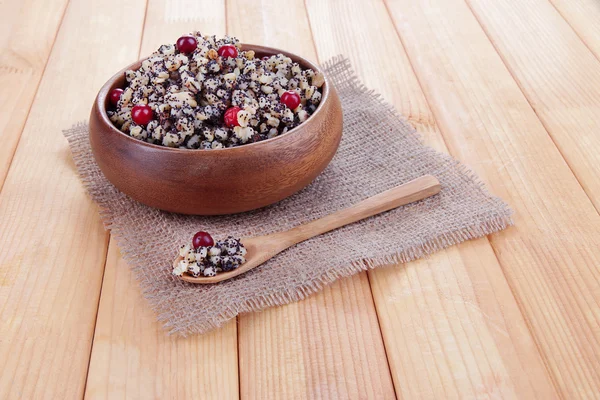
top-left (81, 234), bottom-right (111, 398)
top-left (364, 271), bottom-right (399, 400)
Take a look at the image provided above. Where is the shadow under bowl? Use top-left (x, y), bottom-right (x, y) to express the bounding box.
top-left (89, 44), bottom-right (343, 215)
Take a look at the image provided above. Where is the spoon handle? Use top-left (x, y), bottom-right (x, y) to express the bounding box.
top-left (284, 175), bottom-right (441, 245)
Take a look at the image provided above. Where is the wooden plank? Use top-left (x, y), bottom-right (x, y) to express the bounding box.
top-left (84, 0), bottom-right (239, 398)
top-left (84, 243), bottom-right (239, 400)
top-left (239, 276), bottom-right (395, 399)
top-left (227, 1), bottom-right (396, 398)
top-left (383, 0), bottom-right (600, 397)
top-left (550, 0), bottom-right (600, 61)
top-left (304, 0), bottom-right (559, 398)
top-left (0, 0), bottom-right (69, 189)
top-left (465, 0), bottom-right (600, 212)
top-left (371, 243), bottom-right (548, 399)
top-left (0, 0), bottom-right (146, 398)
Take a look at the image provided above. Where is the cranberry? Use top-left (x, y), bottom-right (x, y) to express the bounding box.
top-left (131, 104), bottom-right (153, 126)
top-left (192, 231), bottom-right (214, 249)
top-left (280, 91), bottom-right (301, 110)
top-left (176, 35), bottom-right (198, 54)
top-left (261, 56), bottom-right (270, 61)
top-left (224, 106), bottom-right (242, 127)
top-left (109, 88), bottom-right (124, 106)
top-left (218, 45), bottom-right (238, 58)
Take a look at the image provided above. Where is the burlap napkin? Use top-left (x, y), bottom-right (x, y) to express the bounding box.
top-left (64, 57), bottom-right (512, 336)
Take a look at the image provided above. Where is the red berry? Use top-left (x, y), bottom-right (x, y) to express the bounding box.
top-left (192, 231), bottom-right (214, 249)
top-left (261, 56), bottom-right (270, 61)
top-left (280, 91), bottom-right (301, 110)
top-left (217, 45), bottom-right (238, 58)
top-left (131, 104), bottom-right (153, 126)
top-left (224, 106), bottom-right (242, 127)
top-left (109, 88), bottom-right (124, 106)
top-left (176, 35), bottom-right (198, 54)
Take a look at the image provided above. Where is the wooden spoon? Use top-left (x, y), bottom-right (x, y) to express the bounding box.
top-left (176, 175), bottom-right (441, 284)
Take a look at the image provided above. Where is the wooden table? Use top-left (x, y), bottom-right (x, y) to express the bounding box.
top-left (2, 0), bottom-right (600, 398)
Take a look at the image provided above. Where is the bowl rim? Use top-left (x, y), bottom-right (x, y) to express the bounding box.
top-left (96, 43), bottom-right (332, 153)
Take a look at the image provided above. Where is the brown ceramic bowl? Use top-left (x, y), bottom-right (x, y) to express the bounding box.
top-left (89, 44), bottom-right (342, 215)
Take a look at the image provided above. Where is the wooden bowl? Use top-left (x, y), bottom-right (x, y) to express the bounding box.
top-left (89, 44), bottom-right (343, 215)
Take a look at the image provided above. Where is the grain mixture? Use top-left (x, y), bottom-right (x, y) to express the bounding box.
top-left (107, 32), bottom-right (325, 149)
top-left (173, 232), bottom-right (247, 277)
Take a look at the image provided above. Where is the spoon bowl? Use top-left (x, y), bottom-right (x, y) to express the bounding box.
top-left (176, 235), bottom-right (285, 283)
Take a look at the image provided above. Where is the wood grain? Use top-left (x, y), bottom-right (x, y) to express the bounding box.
top-left (239, 274), bottom-right (396, 400)
top-left (1, 0), bottom-right (598, 397)
top-left (84, 1), bottom-right (239, 399)
top-left (371, 241), bottom-right (559, 399)
top-left (465, 0), bottom-right (600, 213)
top-left (0, 0), bottom-right (146, 398)
top-left (384, 0), bottom-right (600, 397)
top-left (0, 0), bottom-right (69, 189)
top-left (549, 0), bottom-right (600, 61)
top-left (84, 243), bottom-right (239, 400)
top-left (305, 0), bottom-right (559, 398)
top-left (227, 1), bottom-right (396, 398)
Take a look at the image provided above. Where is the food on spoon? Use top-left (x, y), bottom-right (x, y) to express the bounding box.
top-left (107, 32), bottom-right (325, 149)
top-left (173, 231), bottom-right (247, 277)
